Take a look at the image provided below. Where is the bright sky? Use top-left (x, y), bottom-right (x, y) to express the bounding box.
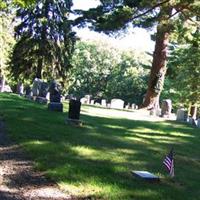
top-left (72, 0), bottom-right (155, 52)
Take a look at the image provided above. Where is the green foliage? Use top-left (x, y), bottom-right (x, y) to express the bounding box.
top-left (1, 93), bottom-right (200, 200)
top-left (76, 0), bottom-right (200, 34)
top-left (9, 0), bottom-right (76, 82)
top-left (0, 13), bottom-right (15, 79)
top-left (68, 41), bottom-right (150, 104)
top-left (162, 29), bottom-right (200, 108)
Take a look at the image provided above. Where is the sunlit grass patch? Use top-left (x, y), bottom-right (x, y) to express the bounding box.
top-left (0, 93), bottom-right (200, 200)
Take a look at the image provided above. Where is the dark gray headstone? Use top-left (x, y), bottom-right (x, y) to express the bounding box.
top-left (48, 80), bottom-right (63, 112)
top-left (68, 99), bottom-right (81, 120)
top-left (39, 82), bottom-right (49, 98)
top-left (49, 80), bottom-right (61, 103)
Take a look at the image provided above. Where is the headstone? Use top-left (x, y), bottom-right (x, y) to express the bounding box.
top-left (156, 108), bottom-right (161, 116)
top-left (107, 103), bottom-right (111, 108)
top-left (48, 80), bottom-right (63, 112)
top-left (188, 117), bottom-right (197, 126)
top-left (67, 99), bottom-right (82, 126)
top-left (90, 100), bottom-right (94, 105)
top-left (131, 171), bottom-right (160, 182)
top-left (39, 82), bottom-right (49, 98)
top-left (80, 97), bottom-right (87, 104)
top-left (110, 99), bottom-right (124, 109)
top-left (161, 99), bottom-right (172, 117)
top-left (101, 99), bottom-right (106, 107)
top-left (176, 108), bottom-right (187, 122)
top-left (84, 95), bottom-right (91, 104)
top-left (46, 92), bottom-right (50, 101)
top-left (197, 119), bottom-right (200, 128)
top-left (3, 85), bottom-right (12, 93)
top-left (32, 79), bottom-right (48, 104)
top-left (131, 103), bottom-right (136, 110)
top-left (17, 82), bottom-right (24, 96)
top-left (32, 78), bottom-right (42, 96)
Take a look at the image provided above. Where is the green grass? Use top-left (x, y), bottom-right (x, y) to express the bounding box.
top-left (0, 93), bottom-right (200, 200)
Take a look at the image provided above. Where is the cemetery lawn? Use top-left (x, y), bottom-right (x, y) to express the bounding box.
top-left (0, 93), bottom-right (200, 200)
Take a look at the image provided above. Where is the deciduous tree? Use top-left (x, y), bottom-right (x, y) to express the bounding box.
top-left (74, 0), bottom-right (200, 108)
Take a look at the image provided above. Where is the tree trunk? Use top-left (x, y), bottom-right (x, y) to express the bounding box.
top-left (190, 104), bottom-right (197, 119)
top-left (140, 6), bottom-right (172, 109)
top-left (0, 75), bottom-right (5, 92)
top-left (36, 57), bottom-right (43, 79)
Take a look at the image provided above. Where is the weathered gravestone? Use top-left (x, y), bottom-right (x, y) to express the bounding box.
top-left (48, 80), bottom-right (63, 112)
top-left (80, 97), bottom-right (87, 104)
top-left (90, 100), bottom-right (94, 105)
top-left (131, 103), bottom-right (136, 110)
top-left (161, 99), bottom-right (172, 117)
top-left (80, 95), bottom-right (91, 104)
top-left (32, 78), bottom-right (42, 97)
top-left (188, 117), bottom-right (197, 126)
top-left (67, 99), bottom-right (82, 126)
top-left (32, 78), bottom-right (48, 104)
top-left (176, 108), bottom-right (187, 122)
top-left (110, 99), bottom-right (124, 110)
top-left (17, 82), bottom-right (24, 96)
top-left (197, 119), bottom-right (200, 128)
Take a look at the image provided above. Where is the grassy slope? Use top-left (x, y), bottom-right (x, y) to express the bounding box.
top-left (0, 93), bottom-right (200, 200)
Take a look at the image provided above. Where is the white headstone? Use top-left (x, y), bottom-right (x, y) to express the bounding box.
top-left (101, 99), bottom-right (106, 107)
top-left (131, 103), bottom-right (136, 110)
top-left (110, 99), bottom-right (124, 109)
top-left (46, 92), bottom-right (50, 101)
top-left (84, 95), bottom-right (91, 104)
top-left (176, 108), bottom-right (187, 122)
top-left (80, 97), bottom-right (87, 104)
top-left (90, 100), bottom-right (94, 105)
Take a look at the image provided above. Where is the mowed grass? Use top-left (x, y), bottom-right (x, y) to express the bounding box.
top-left (0, 93), bottom-right (200, 200)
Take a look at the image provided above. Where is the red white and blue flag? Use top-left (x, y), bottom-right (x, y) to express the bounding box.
top-left (163, 148), bottom-right (174, 177)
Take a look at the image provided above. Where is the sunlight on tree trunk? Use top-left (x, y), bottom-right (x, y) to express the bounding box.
top-left (140, 25), bottom-right (169, 108)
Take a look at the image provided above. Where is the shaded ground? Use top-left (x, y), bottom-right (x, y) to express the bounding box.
top-left (0, 119), bottom-right (74, 200)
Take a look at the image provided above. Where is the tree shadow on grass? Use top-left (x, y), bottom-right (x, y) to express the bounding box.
top-left (1, 93), bottom-right (200, 200)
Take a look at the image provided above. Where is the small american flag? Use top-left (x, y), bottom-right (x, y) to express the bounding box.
top-left (163, 148), bottom-right (174, 177)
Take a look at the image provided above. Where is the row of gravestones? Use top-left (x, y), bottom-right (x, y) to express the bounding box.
top-left (150, 99), bottom-right (172, 117)
top-left (80, 95), bottom-right (138, 110)
top-left (176, 108), bottom-right (200, 128)
top-left (21, 78), bottom-right (63, 112)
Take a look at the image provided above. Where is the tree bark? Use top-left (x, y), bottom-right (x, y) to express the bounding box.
top-left (190, 104), bottom-right (197, 119)
top-left (140, 6), bottom-right (172, 109)
top-left (36, 57), bottom-right (43, 79)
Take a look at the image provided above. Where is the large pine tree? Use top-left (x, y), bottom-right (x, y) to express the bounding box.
top-left (74, 0), bottom-right (200, 108)
top-left (10, 0), bottom-right (76, 81)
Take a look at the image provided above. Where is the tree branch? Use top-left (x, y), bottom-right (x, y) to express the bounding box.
top-left (132, 0), bottom-right (171, 20)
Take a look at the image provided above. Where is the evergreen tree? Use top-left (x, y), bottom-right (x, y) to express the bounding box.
top-left (9, 0), bottom-right (76, 82)
top-left (74, 0), bottom-right (200, 108)
top-left (166, 28), bottom-right (200, 112)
